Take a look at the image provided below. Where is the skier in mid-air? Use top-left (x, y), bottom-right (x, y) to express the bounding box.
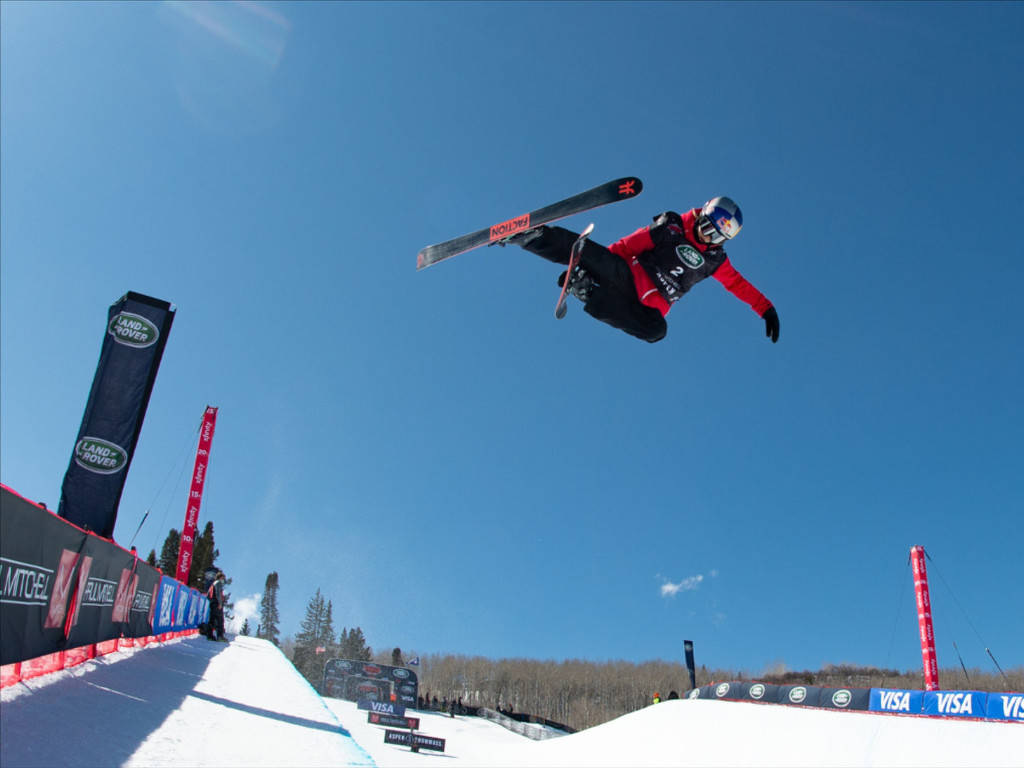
top-left (502, 196), bottom-right (780, 344)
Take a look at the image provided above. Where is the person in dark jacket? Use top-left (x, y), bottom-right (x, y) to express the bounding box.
top-left (505, 196), bottom-right (779, 344)
top-left (207, 571), bottom-right (226, 641)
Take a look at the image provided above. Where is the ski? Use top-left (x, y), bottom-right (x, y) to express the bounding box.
top-left (555, 223), bottom-right (594, 319)
top-left (416, 177), bottom-right (642, 270)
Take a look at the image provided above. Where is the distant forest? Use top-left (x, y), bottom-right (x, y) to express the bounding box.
top-left (411, 654), bottom-right (1024, 732)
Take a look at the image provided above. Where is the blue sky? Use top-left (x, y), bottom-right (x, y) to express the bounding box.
top-left (2, 2), bottom-right (1021, 678)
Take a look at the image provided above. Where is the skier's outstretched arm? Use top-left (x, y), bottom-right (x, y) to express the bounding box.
top-left (713, 258), bottom-right (780, 343)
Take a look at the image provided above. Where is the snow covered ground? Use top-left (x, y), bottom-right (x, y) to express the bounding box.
top-left (2, 635), bottom-right (1021, 767)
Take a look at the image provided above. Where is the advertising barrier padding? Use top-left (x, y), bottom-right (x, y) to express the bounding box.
top-left (1, 484), bottom-right (205, 670)
top-left (687, 681), bottom-right (1023, 722)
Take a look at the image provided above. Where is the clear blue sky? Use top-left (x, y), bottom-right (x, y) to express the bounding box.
top-left (2, 2), bottom-right (1021, 678)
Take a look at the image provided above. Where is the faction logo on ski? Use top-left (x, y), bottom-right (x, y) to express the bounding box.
top-left (74, 437), bottom-right (128, 474)
top-left (676, 244), bottom-right (705, 269)
top-left (489, 214), bottom-right (531, 242)
top-left (618, 180), bottom-right (639, 196)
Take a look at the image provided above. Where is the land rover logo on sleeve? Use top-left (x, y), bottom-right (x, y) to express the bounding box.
top-left (675, 244), bottom-right (705, 269)
top-left (108, 312), bottom-right (159, 348)
top-left (74, 437), bottom-right (129, 474)
top-left (789, 687), bottom-right (808, 704)
top-left (832, 689), bottom-right (853, 708)
top-left (749, 683), bottom-right (766, 700)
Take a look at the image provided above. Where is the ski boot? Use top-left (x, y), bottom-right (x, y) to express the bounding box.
top-left (558, 265), bottom-right (594, 302)
top-left (492, 225), bottom-right (546, 248)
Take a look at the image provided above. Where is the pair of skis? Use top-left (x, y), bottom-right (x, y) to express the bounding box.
top-left (415, 177), bottom-right (642, 317)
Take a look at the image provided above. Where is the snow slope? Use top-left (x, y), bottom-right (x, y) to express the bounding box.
top-left (2, 636), bottom-right (1021, 768)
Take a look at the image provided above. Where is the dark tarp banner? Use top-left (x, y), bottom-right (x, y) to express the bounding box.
top-left (58, 291), bottom-right (174, 538)
top-left (1, 485), bottom-right (168, 666)
top-left (684, 640), bottom-right (696, 691)
top-left (324, 659), bottom-right (419, 706)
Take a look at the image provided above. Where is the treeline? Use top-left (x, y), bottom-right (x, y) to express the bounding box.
top-left (412, 654), bottom-right (1024, 732)
top-left (263, 586), bottom-right (1023, 732)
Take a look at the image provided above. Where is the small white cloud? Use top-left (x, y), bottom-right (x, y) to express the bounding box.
top-left (227, 593), bottom-right (261, 634)
top-left (660, 574), bottom-right (704, 597)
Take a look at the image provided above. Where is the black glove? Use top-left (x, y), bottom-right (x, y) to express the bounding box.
top-left (762, 306), bottom-right (780, 343)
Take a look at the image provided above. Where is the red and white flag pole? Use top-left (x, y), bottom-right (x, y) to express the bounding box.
top-left (175, 406), bottom-right (218, 585)
top-left (910, 545), bottom-right (940, 691)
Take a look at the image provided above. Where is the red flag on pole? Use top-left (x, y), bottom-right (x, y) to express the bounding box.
top-left (910, 545), bottom-right (940, 691)
top-left (175, 407), bottom-right (218, 584)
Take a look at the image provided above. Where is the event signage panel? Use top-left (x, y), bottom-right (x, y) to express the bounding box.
top-left (1, 484), bottom-right (203, 666)
top-left (357, 699), bottom-right (405, 717)
top-left (368, 712), bottom-right (420, 729)
top-left (383, 730), bottom-right (445, 752)
top-left (58, 292), bottom-right (174, 538)
top-left (986, 693), bottom-right (1024, 722)
top-left (922, 690), bottom-right (987, 718)
top-left (324, 659), bottom-right (418, 706)
top-left (870, 687), bottom-right (925, 715)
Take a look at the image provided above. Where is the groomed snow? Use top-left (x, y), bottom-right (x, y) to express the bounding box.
top-left (2, 636), bottom-right (1021, 767)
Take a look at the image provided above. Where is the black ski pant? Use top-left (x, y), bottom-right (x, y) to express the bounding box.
top-left (521, 226), bottom-right (667, 343)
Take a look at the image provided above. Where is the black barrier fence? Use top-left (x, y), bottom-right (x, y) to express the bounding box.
top-left (685, 681), bottom-right (870, 712)
top-left (1, 485), bottom-right (202, 667)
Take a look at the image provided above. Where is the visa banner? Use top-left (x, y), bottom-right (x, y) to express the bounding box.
top-left (986, 693), bottom-right (1024, 722)
top-left (923, 690), bottom-right (987, 718)
top-left (870, 688), bottom-right (924, 715)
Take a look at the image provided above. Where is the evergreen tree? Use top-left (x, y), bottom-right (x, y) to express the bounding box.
top-left (339, 627), bottom-right (372, 661)
top-left (321, 600), bottom-right (337, 655)
top-left (241, 618), bottom-right (250, 636)
top-left (258, 572), bottom-right (280, 646)
top-left (293, 589), bottom-right (333, 685)
top-left (188, 521), bottom-right (219, 589)
top-left (146, 549), bottom-right (158, 567)
top-left (158, 529), bottom-right (180, 575)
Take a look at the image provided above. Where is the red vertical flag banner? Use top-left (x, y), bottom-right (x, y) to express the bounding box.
top-left (910, 545), bottom-right (940, 691)
top-left (175, 407), bottom-right (218, 584)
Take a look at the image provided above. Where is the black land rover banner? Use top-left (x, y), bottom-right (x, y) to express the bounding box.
top-left (1, 485), bottom-right (163, 666)
top-left (322, 658), bottom-right (419, 707)
top-left (58, 291), bottom-right (174, 538)
top-left (686, 681), bottom-right (870, 711)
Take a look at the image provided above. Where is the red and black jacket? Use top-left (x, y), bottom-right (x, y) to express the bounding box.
top-left (608, 209), bottom-right (773, 318)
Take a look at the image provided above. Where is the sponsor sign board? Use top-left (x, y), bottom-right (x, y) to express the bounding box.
top-left (870, 688), bottom-right (925, 715)
top-left (818, 687), bottom-right (871, 711)
top-left (58, 292), bottom-right (174, 538)
top-left (368, 712), bottom-right (420, 729)
top-left (1, 484), bottom-right (201, 666)
top-left (357, 699), bottom-right (405, 717)
top-left (323, 658), bottom-right (418, 706)
top-left (923, 690), bottom-right (987, 718)
top-left (384, 730), bottom-right (445, 752)
top-left (986, 693), bottom-right (1024, 722)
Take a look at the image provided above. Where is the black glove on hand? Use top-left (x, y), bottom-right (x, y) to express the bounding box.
top-left (762, 306), bottom-right (780, 343)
